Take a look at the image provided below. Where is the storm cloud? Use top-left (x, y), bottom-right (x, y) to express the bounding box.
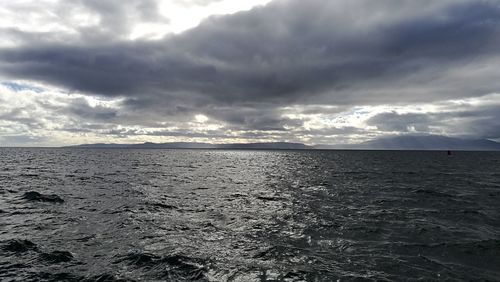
top-left (0, 0), bottom-right (500, 145)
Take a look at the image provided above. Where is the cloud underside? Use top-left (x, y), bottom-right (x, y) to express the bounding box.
top-left (1, 0), bottom-right (500, 145)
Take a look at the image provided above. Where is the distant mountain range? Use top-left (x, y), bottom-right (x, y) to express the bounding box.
top-left (316, 135), bottom-right (500, 151)
top-left (68, 142), bottom-right (312, 150)
top-left (67, 135), bottom-right (500, 151)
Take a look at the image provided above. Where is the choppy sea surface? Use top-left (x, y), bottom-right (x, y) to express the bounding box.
top-left (1, 148), bottom-right (499, 281)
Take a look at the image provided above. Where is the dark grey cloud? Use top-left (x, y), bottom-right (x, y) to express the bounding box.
top-left (1, 0), bottom-right (499, 108)
top-left (0, 0), bottom-right (170, 46)
top-left (65, 99), bottom-right (118, 121)
top-left (367, 101), bottom-right (500, 139)
top-left (173, 0), bottom-right (225, 7)
top-left (68, 0), bottom-right (168, 38)
top-left (0, 109), bottom-right (44, 129)
top-left (0, 27), bottom-right (73, 47)
top-left (34, 97), bottom-right (118, 122)
top-left (1, 0), bottom-right (500, 143)
top-left (367, 112), bottom-right (432, 132)
top-left (206, 107), bottom-right (303, 131)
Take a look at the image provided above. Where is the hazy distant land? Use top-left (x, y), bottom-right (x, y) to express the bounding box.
top-left (67, 135), bottom-right (500, 151)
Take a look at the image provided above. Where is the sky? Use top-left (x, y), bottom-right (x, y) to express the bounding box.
top-left (0, 0), bottom-right (500, 146)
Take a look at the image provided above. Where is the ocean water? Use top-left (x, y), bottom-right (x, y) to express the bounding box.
top-left (0, 148), bottom-right (499, 281)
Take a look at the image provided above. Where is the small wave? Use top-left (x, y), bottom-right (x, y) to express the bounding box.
top-left (39, 251), bottom-right (73, 264)
top-left (81, 273), bottom-right (135, 282)
top-left (404, 239), bottom-right (500, 254)
top-left (28, 272), bottom-right (134, 282)
top-left (148, 202), bottom-right (178, 210)
top-left (256, 195), bottom-right (285, 202)
top-left (22, 191), bottom-right (64, 203)
top-left (114, 252), bottom-right (208, 281)
top-left (75, 235), bottom-right (95, 242)
top-left (19, 173), bottom-right (40, 177)
top-left (253, 245), bottom-right (304, 260)
top-left (412, 189), bottom-right (453, 198)
top-left (1, 239), bottom-right (38, 253)
top-left (228, 193), bottom-right (247, 198)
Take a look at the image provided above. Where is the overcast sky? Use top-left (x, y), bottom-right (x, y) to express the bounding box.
top-left (0, 0), bottom-right (499, 146)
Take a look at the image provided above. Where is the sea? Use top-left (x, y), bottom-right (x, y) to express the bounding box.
top-left (1, 148), bottom-right (499, 281)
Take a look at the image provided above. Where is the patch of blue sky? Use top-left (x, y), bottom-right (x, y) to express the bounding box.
top-left (1, 82), bottom-right (44, 93)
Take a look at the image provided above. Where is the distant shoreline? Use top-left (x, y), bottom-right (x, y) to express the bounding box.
top-left (2, 147), bottom-right (500, 152)
top-left (2, 135), bottom-right (500, 151)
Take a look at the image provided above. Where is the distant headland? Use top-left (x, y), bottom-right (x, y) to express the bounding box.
top-left (66, 135), bottom-right (500, 151)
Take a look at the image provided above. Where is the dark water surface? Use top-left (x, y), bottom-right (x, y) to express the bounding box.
top-left (1, 149), bottom-right (499, 281)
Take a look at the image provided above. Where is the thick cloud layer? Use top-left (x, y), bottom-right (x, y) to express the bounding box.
top-left (0, 0), bottom-right (500, 145)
